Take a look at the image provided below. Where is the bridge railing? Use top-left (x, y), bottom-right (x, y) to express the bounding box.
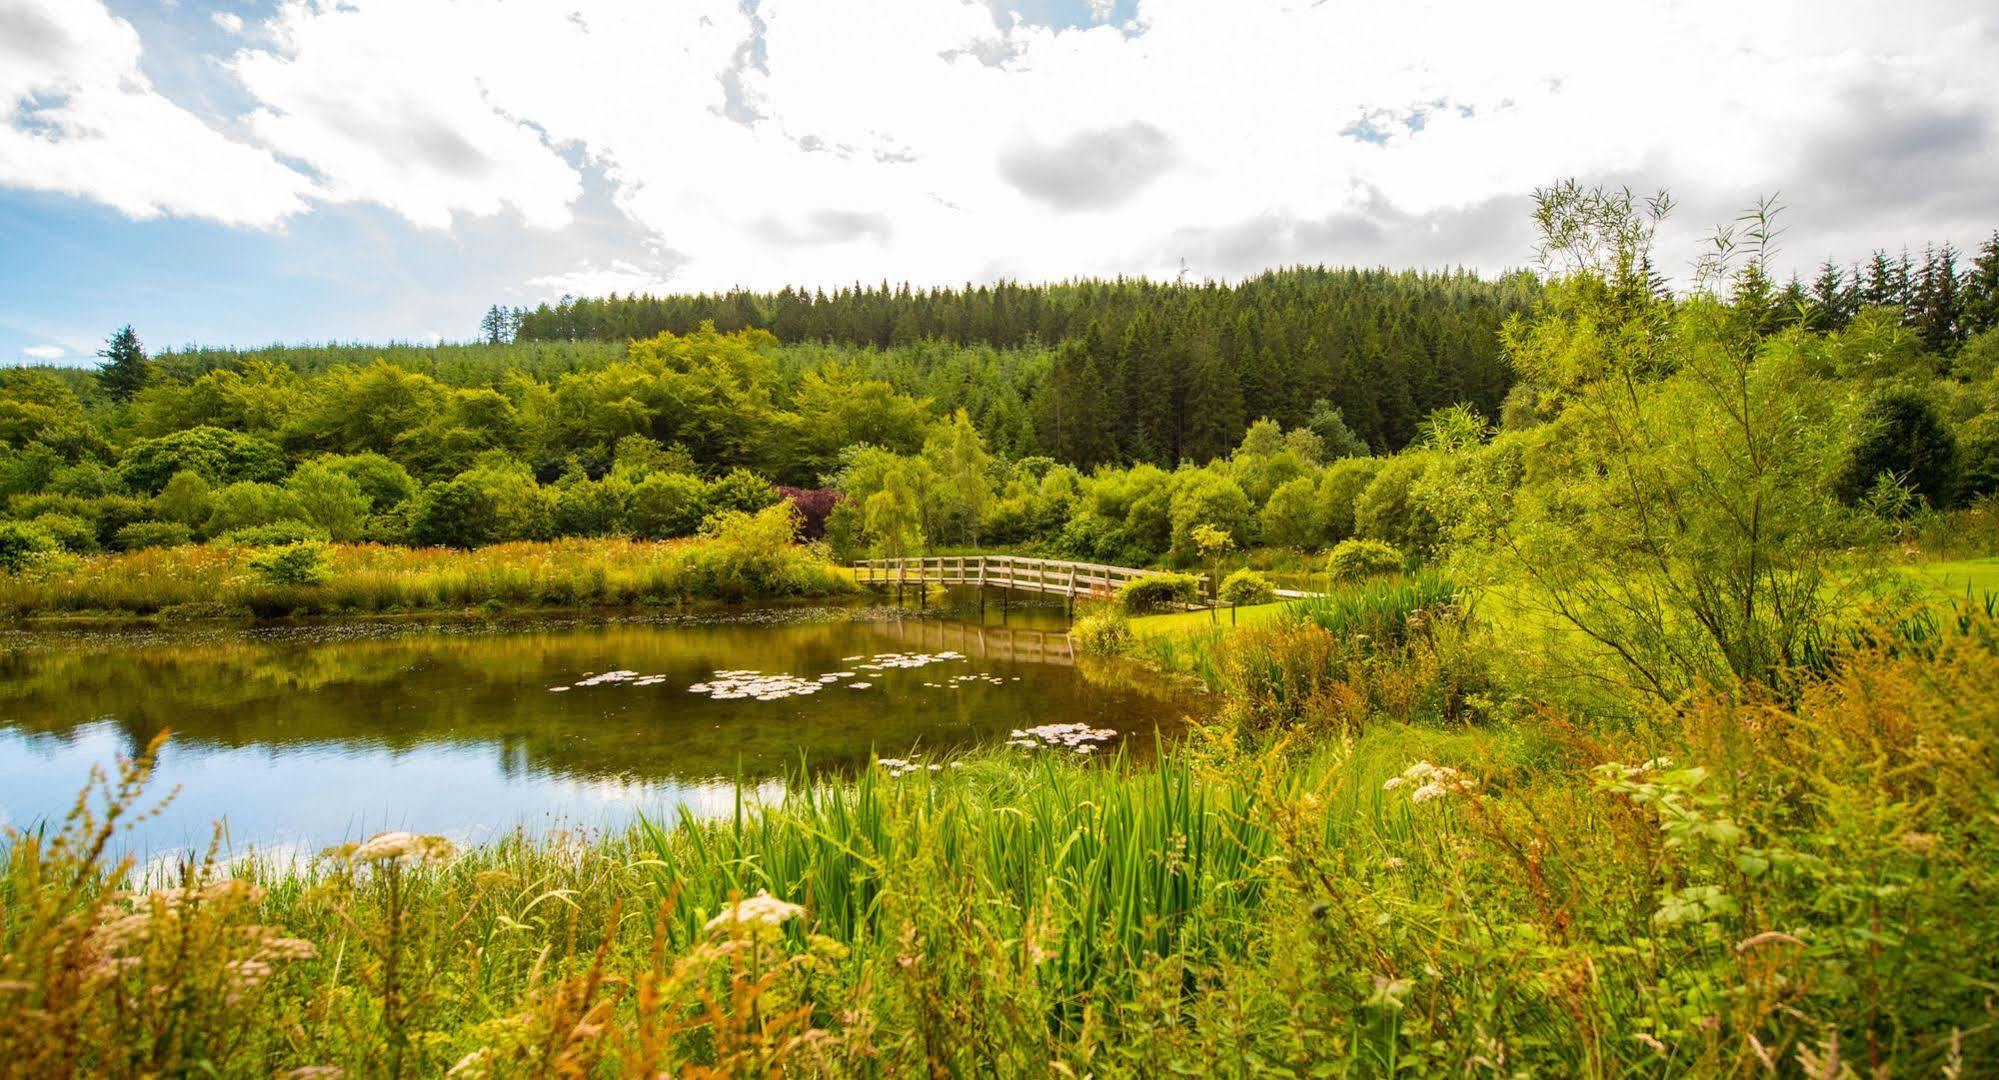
top-left (851, 555), bottom-right (1153, 599)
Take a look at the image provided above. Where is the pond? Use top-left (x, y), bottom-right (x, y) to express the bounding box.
top-left (0, 599), bottom-right (1199, 862)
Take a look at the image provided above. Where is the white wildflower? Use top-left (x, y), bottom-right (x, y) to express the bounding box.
top-left (704, 890), bottom-right (806, 934)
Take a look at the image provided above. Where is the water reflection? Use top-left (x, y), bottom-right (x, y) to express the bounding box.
top-left (0, 605), bottom-right (1196, 857)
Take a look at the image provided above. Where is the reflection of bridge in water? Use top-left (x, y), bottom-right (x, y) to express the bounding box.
top-left (874, 617), bottom-right (1076, 667)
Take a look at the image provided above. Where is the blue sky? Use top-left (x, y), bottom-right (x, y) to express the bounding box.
top-left (3, 0), bottom-right (1995, 366)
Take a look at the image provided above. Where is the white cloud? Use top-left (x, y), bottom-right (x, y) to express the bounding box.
top-left (6, 0), bottom-right (1999, 289)
top-left (0, 0), bottom-right (315, 226)
top-left (229, 0), bottom-right (586, 229)
top-left (21, 344), bottom-right (65, 360)
top-left (211, 10), bottom-right (243, 34)
top-left (525, 260), bottom-right (683, 300)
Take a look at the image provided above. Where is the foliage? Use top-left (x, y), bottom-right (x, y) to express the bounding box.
top-left (214, 520), bottom-right (332, 547)
top-left (408, 476), bottom-right (498, 549)
top-left (112, 520), bottom-right (192, 551)
top-left (1069, 609), bottom-right (1137, 656)
top-left (1115, 571), bottom-right (1203, 614)
top-left (95, 324), bottom-right (151, 402)
top-left (248, 541), bottom-right (332, 587)
top-left (1835, 390), bottom-right (1960, 510)
top-left (1489, 184), bottom-right (1874, 700)
top-left (1326, 537), bottom-right (1405, 581)
top-left (0, 519), bottom-right (57, 572)
top-left (1218, 569), bottom-right (1277, 606)
top-left (1352, 452), bottom-right (1438, 553)
top-left (115, 425), bottom-right (287, 493)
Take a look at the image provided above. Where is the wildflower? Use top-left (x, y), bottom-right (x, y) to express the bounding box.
top-left (352, 831), bottom-right (455, 865)
top-left (1386, 760), bottom-right (1477, 803)
top-left (704, 890), bottom-right (806, 935)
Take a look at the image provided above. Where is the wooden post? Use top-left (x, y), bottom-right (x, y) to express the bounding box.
top-left (977, 556), bottom-right (987, 615)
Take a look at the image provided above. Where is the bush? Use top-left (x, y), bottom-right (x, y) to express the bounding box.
top-left (286, 460), bottom-right (373, 541)
top-left (408, 477), bottom-right (498, 548)
top-left (0, 520), bottom-right (57, 572)
top-left (1218, 569), bottom-right (1277, 607)
top-left (1836, 391), bottom-right (1960, 510)
top-left (204, 481), bottom-right (307, 536)
top-left (1070, 610), bottom-right (1136, 656)
top-left (1116, 571), bottom-right (1203, 614)
top-left (1353, 453), bottom-right (1439, 552)
top-left (704, 468), bottom-right (779, 517)
top-left (113, 520), bottom-right (193, 551)
top-left (1327, 537), bottom-right (1404, 581)
top-left (248, 542), bottom-right (331, 587)
top-left (214, 520), bottom-right (332, 547)
top-left (154, 470), bottom-right (216, 530)
top-left (552, 474), bottom-right (631, 537)
top-left (627, 471), bottom-right (708, 539)
top-left (31, 512), bottom-right (99, 553)
top-left (115, 425), bottom-right (288, 493)
top-left (1317, 458), bottom-right (1384, 544)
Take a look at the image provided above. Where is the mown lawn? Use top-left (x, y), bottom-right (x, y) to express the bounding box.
top-left (1907, 555), bottom-right (1999, 597)
top-left (1127, 601), bottom-right (1289, 639)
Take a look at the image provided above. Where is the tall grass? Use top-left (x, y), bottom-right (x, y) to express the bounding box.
top-left (0, 535), bottom-right (849, 619)
top-left (4, 592), bottom-right (1997, 1073)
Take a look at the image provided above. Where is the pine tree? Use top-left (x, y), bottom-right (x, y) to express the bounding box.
top-left (1808, 260), bottom-right (1854, 331)
top-left (1963, 231), bottom-right (1999, 338)
top-left (96, 325), bottom-right (150, 402)
top-left (480, 305), bottom-right (509, 344)
top-left (1913, 244), bottom-right (1963, 354)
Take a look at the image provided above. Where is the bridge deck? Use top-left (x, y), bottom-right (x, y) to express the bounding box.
top-left (851, 555), bottom-right (1317, 604)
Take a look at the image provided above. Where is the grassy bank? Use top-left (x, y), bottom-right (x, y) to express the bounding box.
top-left (5, 587), bottom-right (1996, 1075)
top-left (0, 528), bottom-right (849, 620)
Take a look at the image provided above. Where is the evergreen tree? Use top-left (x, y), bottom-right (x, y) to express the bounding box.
top-left (96, 325), bottom-right (150, 402)
top-left (1913, 244), bottom-right (1964, 354)
top-left (1807, 260), bottom-right (1854, 331)
top-left (1962, 231), bottom-right (1999, 338)
top-left (480, 305), bottom-right (510, 345)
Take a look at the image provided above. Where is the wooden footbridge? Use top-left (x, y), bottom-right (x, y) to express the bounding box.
top-left (852, 554), bottom-right (1317, 612)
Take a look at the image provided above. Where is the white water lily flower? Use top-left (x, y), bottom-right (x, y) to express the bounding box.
top-left (704, 890), bottom-right (805, 934)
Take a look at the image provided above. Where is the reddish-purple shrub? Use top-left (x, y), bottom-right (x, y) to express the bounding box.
top-left (776, 486), bottom-right (840, 539)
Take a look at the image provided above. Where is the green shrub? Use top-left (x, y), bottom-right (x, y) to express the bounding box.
top-left (627, 471), bottom-right (708, 539)
top-left (204, 481), bottom-right (307, 536)
top-left (115, 425), bottom-right (288, 493)
top-left (1353, 453), bottom-right (1439, 552)
top-left (248, 541), bottom-right (331, 587)
top-left (553, 474), bottom-right (631, 537)
top-left (1836, 391), bottom-right (1960, 510)
top-left (214, 520), bottom-right (331, 547)
top-left (1070, 609), bottom-right (1137, 656)
top-left (1218, 569), bottom-right (1277, 607)
top-left (113, 520), bottom-right (193, 551)
top-left (31, 512), bottom-right (98, 553)
top-left (1326, 537), bottom-right (1404, 581)
top-left (0, 520), bottom-right (57, 572)
top-left (408, 477), bottom-right (498, 548)
top-left (1116, 571), bottom-right (1203, 614)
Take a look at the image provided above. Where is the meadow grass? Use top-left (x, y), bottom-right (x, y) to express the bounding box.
top-left (0, 536), bottom-right (850, 620)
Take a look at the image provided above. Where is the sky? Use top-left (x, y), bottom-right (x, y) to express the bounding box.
top-left (2, 0), bottom-right (1997, 366)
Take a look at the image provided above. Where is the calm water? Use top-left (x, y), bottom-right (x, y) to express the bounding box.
top-left (0, 601), bottom-right (1199, 861)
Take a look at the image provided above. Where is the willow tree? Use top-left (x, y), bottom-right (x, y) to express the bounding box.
top-left (1486, 183), bottom-right (1868, 702)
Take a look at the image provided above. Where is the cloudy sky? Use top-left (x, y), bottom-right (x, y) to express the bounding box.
top-left (2, 0), bottom-right (1996, 364)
